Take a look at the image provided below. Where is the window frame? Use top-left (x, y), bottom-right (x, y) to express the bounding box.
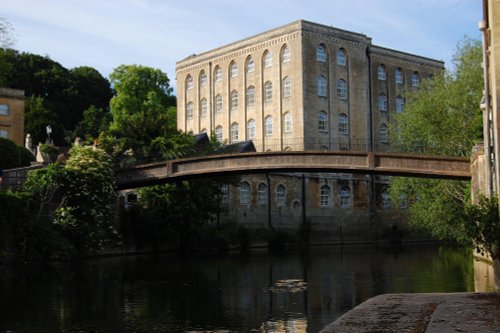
top-left (246, 86), bottom-right (255, 106)
top-left (283, 76), bottom-right (291, 97)
top-left (377, 65), bottom-right (386, 81)
top-left (338, 113), bottom-right (348, 135)
top-left (320, 185), bottom-right (330, 207)
top-left (215, 126), bottom-right (223, 142)
top-left (258, 183), bottom-right (268, 205)
top-left (276, 184), bottom-right (286, 207)
top-left (0, 104), bottom-right (10, 116)
top-left (317, 45), bottom-right (327, 62)
top-left (380, 124), bottom-right (389, 144)
top-left (186, 102), bottom-right (194, 119)
top-left (396, 96), bottom-right (404, 113)
top-left (340, 186), bottom-right (350, 208)
top-left (336, 49), bottom-right (346, 66)
top-left (231, 122), bottom-right (239, 142)
top-left (265, 115), bottom-right (273, 136)
top-left (231, 90), bottom-right (238, 111)
top-left (317, 75), bottom-right (327, 97)
top-left (284, 112), bottom-right (292, 133)
top-left (378, 93), bottom-right (388, 112)
top-left (395, 68), bottom-right (403, 84)
top-left (200, 71), bottom-right (207, 86)
top-left (215, 67), bottom-right (222, 82)
top-left (230, 62), bottom-right (238, 78)
top-left (200, 98), bottom-right (207, 117)
top-left (264, 81), bottom-right (273, 102)
top-left (215, 94), bottom-right (222, 113)
top-left (411, 71), bottom-right (419, 87)
top-left (247, 119), bottom-right (256, 139)
top-left (337, 79), bottom-right (347, 100)
top-left (264, 51), bottom-right (272, 68)
top-left (239, 182), bottom-right (250, 205)
top-left (282, 46), bottom-right (291, 63)
top-left (318, 111), bottom-right (328, 132)
top-left (246, 57), bottom-right (255, 73)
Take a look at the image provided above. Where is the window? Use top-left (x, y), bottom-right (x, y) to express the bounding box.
top-left (231, 122), bottom-right (239, 142)
top-left (230, 62), bottom-right (238, 78)
top-left (338, 113), bottom-right (348, 135)
top-left (282, 46), bottom-right (291, 63)
top-left (0, 129), bottom-right (8, 138)
top-left (200, 98), bottom-right (207, 117)
top-left (200, 71), bottom-right (207, 86)
top-left (186, 102), bottom-right (194, 119)
top-left (264, 51), bottom-right (272, 68)
top-left (337, 79), bottom-right (347, 100)
top-left (215, 126), bottom-right (223, 142)
top-left (396, 96), bottom-right (404, 113)
top-left (231, 90), bottom-right (238, 111)
top-left (317, 75), bottom-right (327, 97)
top-left (258, 183), bottom-right (268, 205)
top-left (277, 184), bottom-right (286, 207)
top-left (186, 75), bottom-right (193, 90)
top-left (240, 182), bottom-right (250, 205)
top-left (340, 186), bottom-right (350, 208)
top-left (395, 68), bottom-right (403, 84)
top-left (318, 111), bottom-right (328, 132)
top-left (378, 93), bottom-right (387, 111)
top-left (382, 191), bottom-right (391, 210)
top-left (380, 124), bottom-right (389, 143)
top-left (336, 49), bottom-right (346, 66)
top-left (246, 86), bottom-right (255, 106)
top-left (320, 185), bottom-right (330, 207)
top-left (246, 56), bottom-right (255, 73)
top-left (265, 116), bottom-right (273, 136)
top-left (220, 183), bottom-right (229, 202)
top-left (283, 76), bottom-right (291, 97)
top-left (215, 67), bottom-right (222, 82)
top-left (0, 104), bottom-right (9, 116)
top-left (216, 94), bottom-right (222, 113)
top-left (247, 119), bottom-right (256, 139)
top-left (411, 71), bottom-right (419, 87)
top-left (317, 45), bottom-right (327, 62)
top-left (378, 65), bottom-right (386, 80)
top-left (284, 112), bottom-right (292, 133)
top-left (264, 81), bottom-right (273, 102)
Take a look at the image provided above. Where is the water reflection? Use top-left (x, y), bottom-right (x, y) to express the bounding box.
top-left (0, 245), bottom-right (474, 333)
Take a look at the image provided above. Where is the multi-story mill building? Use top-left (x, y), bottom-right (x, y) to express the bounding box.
top-left (176, 20), bottom-right (443, 240)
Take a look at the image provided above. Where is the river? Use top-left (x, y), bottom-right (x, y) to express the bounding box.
top-left (0, 244), bottom-right (475, 333)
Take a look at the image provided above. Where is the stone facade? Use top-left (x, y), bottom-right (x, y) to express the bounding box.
top-left (0, 88), bottom-right (25, 146)
top-left (176, 20), bottom-right (442, 240)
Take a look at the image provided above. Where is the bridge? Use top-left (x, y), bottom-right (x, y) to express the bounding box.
top-left (115, 150), bottom-right (471, 190)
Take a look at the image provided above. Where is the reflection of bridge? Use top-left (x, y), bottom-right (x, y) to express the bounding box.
top-left (115, 150), bottom-right (470, 190)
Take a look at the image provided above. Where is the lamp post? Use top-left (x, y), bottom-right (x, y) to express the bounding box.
top-left (46, 124), bottom-right (52, 145)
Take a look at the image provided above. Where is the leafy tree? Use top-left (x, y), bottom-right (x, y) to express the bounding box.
top-left (0, 17), bottom-right (15, 49)
top-left (74, 105), bottom-right (111, 142)
top-left (389, 38), bottom-right (483, 245)
top-left (24, 95), bottom-right (65, 145)
top-left (0, 137), bottom-right (20, 170)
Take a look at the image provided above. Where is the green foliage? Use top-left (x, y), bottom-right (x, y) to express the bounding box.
top-left (24, 96), bottom-right (65, 145)
top-left (74, 105), bottom-right (111, 142)
top-left (0, 137), bottom-right (19, 170)
top-left (389, 38), bottom-right (484, 245)
top-left (463, 196), bottom-right (500, 259)
top-left (17, 145), bottom-right (35, 166)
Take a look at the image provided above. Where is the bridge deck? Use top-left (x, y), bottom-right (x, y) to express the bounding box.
top-left (115, 151), bottom-right (471, 190)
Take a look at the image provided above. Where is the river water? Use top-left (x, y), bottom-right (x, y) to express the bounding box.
top-left (0, 245), bottom-right (474, 333)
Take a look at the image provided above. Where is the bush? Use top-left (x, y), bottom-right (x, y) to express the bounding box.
top-left (0, 137), bottom-right (19, 170)
top-left (17, 145), bottom-right (35, 166)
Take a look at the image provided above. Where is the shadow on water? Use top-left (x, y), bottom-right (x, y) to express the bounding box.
top-left (0, 244), bottom-right (474, 333)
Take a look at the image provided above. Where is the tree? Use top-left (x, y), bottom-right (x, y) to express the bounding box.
top-left (74, 105), bottom-right (111, 142)
top-left (0, 17), bottom-right (15, 49)
top-left (0, 137), bottom-right (35, 171)
top-left (24, 95), bottom-right (65, 145)
top-left (389, 38), bottom-right (484, 247)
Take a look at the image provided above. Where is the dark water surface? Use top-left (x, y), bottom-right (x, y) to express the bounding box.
top-left (0, 245), bottom-right (473, 333)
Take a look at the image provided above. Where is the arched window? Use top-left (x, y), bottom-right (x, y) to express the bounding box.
top-left (264, 81), bottom-right (273, 101)
top-left (340, 186), bottom-right (350, 208)
top-left (247, 119), bottom-right (256, 139)
top-left (320, 185), bottom-right (330, 207)
top-left (337, 79), bottom-right (347, 99)
top-left (338, 113), bottom-right (348, 135)
top-left (380, 124), bottom-right (389, 143)
top-left (200, 98), bottom-right (207, 117)
top-left (411, 71), bottom-right (419, 87)
top-left (246, 56), bottom-right (255, 73)
top-left (258, 183), bottom-right (268, 205)
top-left (283, 76), bottom-right (291, 97)
top-left (215, 67), bottom-right (222, 82)
top-left (318, 111), bottom-right (328, 132)
top-left (186, 75), bottom-right (193, 90)
top-left (317, 75), bottom-right (327, 97)
top-left (239, 182), bottom-right (250, 205)
top-left (186, 102), bottom-right (193, 119)
top-left (265, 116), bottom-right (273, 136)
top-left (336, 48), bottom-right (346, 66)
top-left (231, 90), bottom-right (238, 110)
top-left (282, 45), bottom-right (291, 63)
top-left (276, 184), bottom-right (286, 206)
top-left (284, 112), bottom-right (292, 133)
top-left (395, 68), bottom-right (403, 84)
top-left (246, 86), bottom-right (255, 106)
top-left (200, 71), bottom-right (207, 86)
top-left (230, 62), bottom-right (238, 78)
top-left (317, 44), bottom-right (327, 62)
top-left (264, 51), bottom-right (272, 68)
top-left (215, 126), bottom-right (223, 142)
top-left (396, 96), bottom-right (404, 113)
top-left (215, 94), bottom-right (222, 113)
top-left (378, 93), bottom-right (387, 111)
top-left (378, 64), bottom-right (386, 80)
top-left (231, 122), bottom-right (239, 142)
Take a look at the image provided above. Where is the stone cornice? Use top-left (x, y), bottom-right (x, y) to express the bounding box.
top-left (370, 46), bottom-right (444, 69)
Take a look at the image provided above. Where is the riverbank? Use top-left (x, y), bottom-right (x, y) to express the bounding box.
top-left (319, 292), bottom-right (500, 333)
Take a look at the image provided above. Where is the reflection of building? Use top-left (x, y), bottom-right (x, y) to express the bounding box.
top-left (0, 88), bottom-right (25, 145)
top-left (176, 20), bottom-right (442, 238)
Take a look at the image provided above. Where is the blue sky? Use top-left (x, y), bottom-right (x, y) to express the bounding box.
top-left (3, 0), bottom-right (482, 87)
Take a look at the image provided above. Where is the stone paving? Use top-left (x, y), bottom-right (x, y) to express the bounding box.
top-left (319, 292), bottom-right (500, 333)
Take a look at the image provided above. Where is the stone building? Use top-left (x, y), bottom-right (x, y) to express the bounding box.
top-left (175, 20), bottom-right (443, 240)
top-left (0, 87), bottom-right (25, 146)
